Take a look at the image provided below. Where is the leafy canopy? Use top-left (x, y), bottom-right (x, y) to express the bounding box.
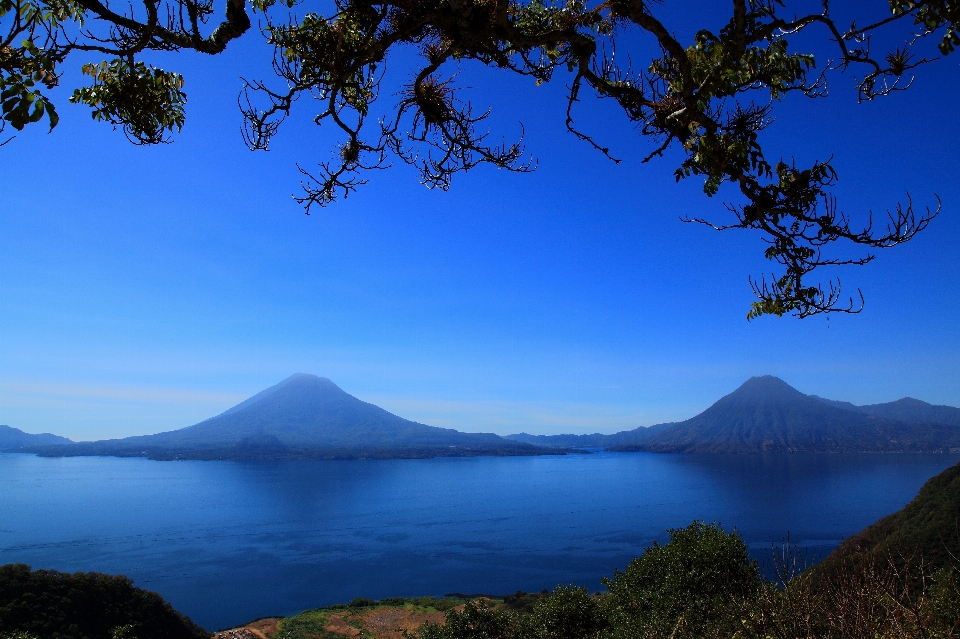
top-left (2, 0), bottom-right (954, 317)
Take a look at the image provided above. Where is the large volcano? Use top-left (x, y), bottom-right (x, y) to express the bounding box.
top-left (36, 374), bottom-right (551, 460)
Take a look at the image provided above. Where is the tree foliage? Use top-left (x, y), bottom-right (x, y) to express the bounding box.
top-left (2, 0), bottom-right (955, 317)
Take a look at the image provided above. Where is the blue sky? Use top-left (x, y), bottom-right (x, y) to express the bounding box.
top-left (2, 3), bottom-right (959, 441)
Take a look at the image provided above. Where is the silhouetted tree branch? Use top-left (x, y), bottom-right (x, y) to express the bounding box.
top-left (2, 0), bottom-right (953, 317)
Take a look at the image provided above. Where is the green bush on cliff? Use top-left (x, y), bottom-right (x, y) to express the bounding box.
top-left (0, 564), bottom-right (208, 639)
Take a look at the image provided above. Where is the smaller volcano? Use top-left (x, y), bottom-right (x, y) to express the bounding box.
top-left (615, 376), bottom-right (960, 453)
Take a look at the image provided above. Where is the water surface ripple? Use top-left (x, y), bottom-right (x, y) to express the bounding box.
top-left (2, 451), bottom-right (957, 630)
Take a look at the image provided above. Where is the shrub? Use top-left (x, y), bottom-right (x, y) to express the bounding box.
top-left (527, 586), bottom-right (606, 639)
top-left (408, 600), bottom-right (519, 639)
top-left (348, 598), bottom-right (377, 608)
top-left (602, 521), bottom-right (760, 638)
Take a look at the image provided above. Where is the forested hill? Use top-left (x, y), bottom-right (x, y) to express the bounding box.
top-left (33, 374), bottom-right (557, 461)
top-left (819, 460), bottom-right (960, 572)
top-left (611, 376), bottom-right (960, 454)
top-left (0, 425), bottom-right (73, 451)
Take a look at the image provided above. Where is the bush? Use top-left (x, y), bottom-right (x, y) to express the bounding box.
top-left (602, 521), bottom-right (760, 638)
top-left (348, 597), bottom-right (377, 608)
top-left (380, 597), bottom-right (407, 607)
top-left (528, 586), bottom-right (606, 639)
top-left (501, 592), bottom-right (543, 615)
top-left (408, 600), bottom-right (519, 639)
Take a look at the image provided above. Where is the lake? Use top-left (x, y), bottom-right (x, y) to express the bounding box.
top-left (1, 451), bottom-right (958, 631)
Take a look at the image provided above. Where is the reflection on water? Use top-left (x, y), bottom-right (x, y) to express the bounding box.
top-left (1, 451), bottom-right (957, 630)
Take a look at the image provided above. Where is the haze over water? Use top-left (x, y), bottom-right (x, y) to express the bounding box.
top-left (2, 451), bottom-right (958, 631)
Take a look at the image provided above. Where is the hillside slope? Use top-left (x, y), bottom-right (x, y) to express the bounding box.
top-left (819, 460), bottom-right (960, 572)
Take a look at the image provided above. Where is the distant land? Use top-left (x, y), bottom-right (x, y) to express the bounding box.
top-left (19, 374), bottom-right (558, 461)
top-left (507, 376), bottom-right (960, 454)
top-left (0, 425), bottom-right (73, 450)
top-left (3, 374), bottom-right (959, 460)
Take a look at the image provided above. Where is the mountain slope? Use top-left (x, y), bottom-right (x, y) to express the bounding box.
top-left (0, 425), bottom-right (73, 451)
top-left (819, 460), bottom-right (960, 572)
top-left (615, 376), bottom-right (960, 453)
top-left (36, 374), bottom-right (552, 460)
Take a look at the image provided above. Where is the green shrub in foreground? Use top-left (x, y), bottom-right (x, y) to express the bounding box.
top-left (412, 600), bottom-right (519, 639)
top-left (527, 585), bottom-right (607, 639)
top-left (602, 521), bottom-right (760, 639)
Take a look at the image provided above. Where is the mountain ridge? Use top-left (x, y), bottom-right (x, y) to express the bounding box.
top-left (0, 425), bottom-right (73, 450)
top-left (811, 395), bottom-right (960, 427)
top-left (9, 374), bottom-right (960, 459)
top-left (504, 422), bottom-right (677, 448)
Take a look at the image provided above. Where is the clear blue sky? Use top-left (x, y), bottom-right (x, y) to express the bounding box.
top-left (2, 2), bottom-right (958, 441)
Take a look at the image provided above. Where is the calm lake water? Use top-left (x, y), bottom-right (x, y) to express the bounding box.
top-left (1, 451), bottom-right (958, 630)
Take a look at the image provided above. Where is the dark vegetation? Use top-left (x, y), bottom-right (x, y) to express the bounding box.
top-left (0, 564), bottom-right (209, 639)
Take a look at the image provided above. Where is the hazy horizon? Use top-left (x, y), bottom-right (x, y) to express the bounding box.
top-left (4, 373), bottom-right (959, 442)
